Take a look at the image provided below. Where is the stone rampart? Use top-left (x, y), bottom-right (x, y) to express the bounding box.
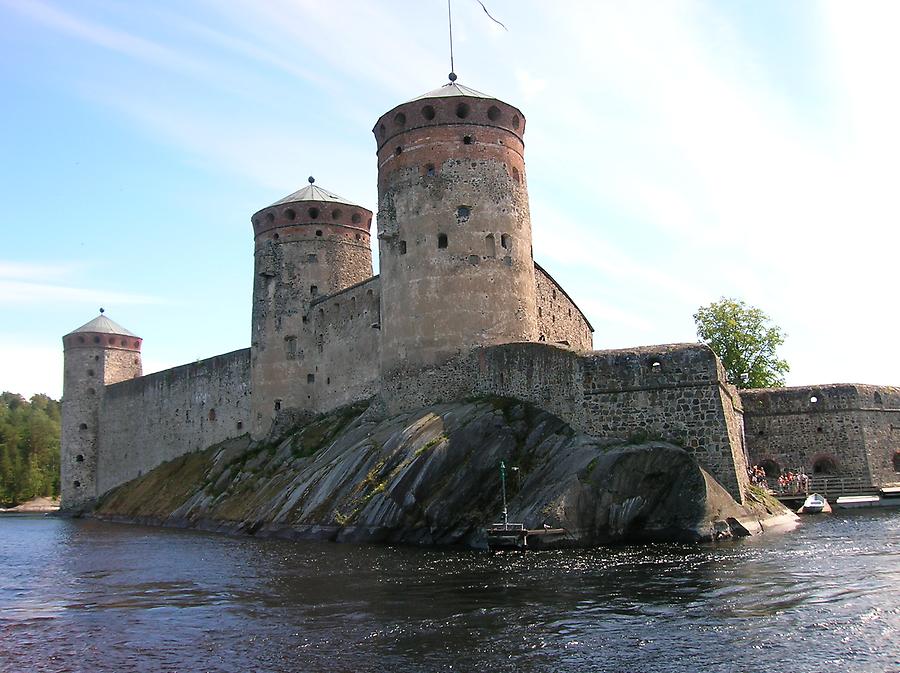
top-left (381, 341), bottom-right (749, 499)
top-left (742, 384), bottom-right (900, 487)
top-left (96, 348), bottom-right (251, 496)
top-left (534, 262), bottom-right (593, 351)
top-left (309, 276), bottom-right (382, 413)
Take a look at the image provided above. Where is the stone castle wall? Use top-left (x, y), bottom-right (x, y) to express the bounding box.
top-left (534, 263), bottom-right (593, 351)
top-left (96, 348), bottom-right (251, 495)
top-left (742, 385), bottom-right (900, 487)
top-left (309, 276), bottom-right (382, 413)
top-left (381, 341), bottom-right (749, 500)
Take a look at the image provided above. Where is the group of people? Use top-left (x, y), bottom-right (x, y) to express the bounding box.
top-left (747, 465), bottom-right (811, 494)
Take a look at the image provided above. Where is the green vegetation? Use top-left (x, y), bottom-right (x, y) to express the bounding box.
top-left (0, 392), bottom-right (61, 506)
top-left (694, 297), bottom-right (789, 389)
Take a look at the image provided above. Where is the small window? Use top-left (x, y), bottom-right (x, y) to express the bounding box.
top-left (394, 146), bottom-right (402, 156)
top-left (266, 212), bottom-right (275, 223)
top-left (501, 234), bottom-right (511, 250)
top-left (236, 421), bottom-right (243, 431)
top-left (457, 206), bottom-right (471, 222)
top-left (332, 209), bottom-right (342, 220)
top-left (87, 369), bottom-right (95, 377)
top-left (120, 339), bottom-right (126, 346)
top-left (468, 255), bottom-right (479, 266)
top-left (485, 234), bottom-right (496, 257)
top-left (87, 387), bottom-right (96, 396)
top-left (75, 454), bottom-right (84, 463)
top-left (438, 233), bottom-right (448, 249)
top-left (274, 399), bottom-right (282, 411)
top-left (133, 341), bottom-right (140, 349)
top-left (512, 167), bottom-right (520, 184)
top-left (308, 207), bottom-right (320, 219)
top-left (893, 451), bottom-right (900, 473)
top-left (208, 409), bottom-right (216, 422)
top-left (355, 233), bottom-right (361, 241)
top-left (425, 163), bottom-right (436, 177)
top-left (108, 337), bottom-right (115, 345)
top-left (421, 105), bottom-right (435, 120)
top-left (399, 240), bottom-right (407, 254)
top-left (456, 102), bottom-right (470, 119)
top-left (352, 213), bottom-right (362, 224)
top-left (307, 254), bottom-right (318, 263)
top-left (463, 135), bottom-right (473, 145)
top-left (79, 423), bottom-right (87, 430)
top-left (394, 112), bottom-right (406, 126)
top-left (285, 208), bottom-right (296, 220)
top-left (487, 105), bottom-right (501, 122)
top-left (93, 336), bottom-right (100, 344)
top-left (315, 230), bottom-right (323, 237)
top-left (512, 115), bottom-right (520, 129)
top-left (310, 285), bottom-right (318, 296)
top-left (78, 336), bottom-right (85, 344)
top-left (73, 480), bottom-right (81, 488)
top-left (307, 374), bottom-right (315, 384)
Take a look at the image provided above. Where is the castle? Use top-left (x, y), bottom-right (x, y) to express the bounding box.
top-left (60, 78), bottom-right (900, 511)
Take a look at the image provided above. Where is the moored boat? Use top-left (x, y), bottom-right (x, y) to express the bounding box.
top-left (797, 493), bottom-right (831, 514)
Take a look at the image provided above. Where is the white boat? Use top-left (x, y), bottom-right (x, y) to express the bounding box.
top-left (797, 493), bottom-right (831, 514)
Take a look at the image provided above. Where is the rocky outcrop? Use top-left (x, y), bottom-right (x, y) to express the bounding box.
top-left (93, 398), bottom-right (794, 547)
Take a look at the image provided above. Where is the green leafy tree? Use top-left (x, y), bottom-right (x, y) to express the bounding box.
top-left (0, 392), bottom-right (61, 506)
top-left (694, 298), bottom-right (789, 389)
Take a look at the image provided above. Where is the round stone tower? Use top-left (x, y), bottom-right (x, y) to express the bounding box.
top-left (372, 79), bottom-right (538, 377)
top-left (61, 311), bottom-right (142, 510)
top-left (250, 178), bottom-right (373, 438)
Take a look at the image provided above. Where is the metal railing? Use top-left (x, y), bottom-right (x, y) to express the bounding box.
top-left (766, 474), bottom-right (877, 498)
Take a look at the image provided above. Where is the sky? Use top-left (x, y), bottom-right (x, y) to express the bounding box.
top-left (2, 0), bottom-right (900, 399)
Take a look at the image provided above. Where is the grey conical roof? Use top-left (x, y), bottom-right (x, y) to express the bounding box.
top-left (408, 81), bottom-right (496, 102)
top-left (66, 314), bottom-right (138, 338)
top-left (268, 182), bottom-right (364, 209)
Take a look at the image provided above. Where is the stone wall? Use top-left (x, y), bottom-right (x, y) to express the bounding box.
top-left (742, 384), bottom-right (900, 487)
top-left (309, 276), bottom-right (382, 413)
top-left (578, 345), bottom-right (748, 499)
top-left (534, 262), bottom-right (593, 351)
top-left (96, 348), bottom-right (251, 496)
top-left (381, 341), bottom-right (749, 500)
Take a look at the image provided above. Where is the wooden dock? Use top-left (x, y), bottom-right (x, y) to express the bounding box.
top-left (485, 523), bottom-right (568, 550)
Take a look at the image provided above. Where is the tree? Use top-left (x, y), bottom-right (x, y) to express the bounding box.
top-left (694, 297), bottom-right (789, 389)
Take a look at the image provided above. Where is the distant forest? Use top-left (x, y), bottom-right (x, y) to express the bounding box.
top-left (0, 392), bottom-right (60, 506)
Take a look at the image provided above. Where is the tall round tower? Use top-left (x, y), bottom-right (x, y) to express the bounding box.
top-left (373, 80), bottom-right (538, 377)
top-left (250, 178), bottom-right (373, 437)
top-left (61, 312), bottom-right (142, 510)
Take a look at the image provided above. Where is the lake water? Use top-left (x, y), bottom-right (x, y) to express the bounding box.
top-left (0, 511), bottom-right (897, 673)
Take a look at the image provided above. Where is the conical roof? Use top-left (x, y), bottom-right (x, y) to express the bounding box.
top-left (66, 314), bottom-right (138, 338)
top-left (408, 81), bottom-right (496, 102)
top-left (268, 180), bottom-right (364, 209)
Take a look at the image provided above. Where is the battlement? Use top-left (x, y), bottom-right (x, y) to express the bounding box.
top-left (373, 83), bottom-right (525, 152)
top-left (741, 383), bottom-right (900, 414)
top-left (63, 332), bottom-right (142, 352)
top-left (251, 201), bottom-right (372, 240)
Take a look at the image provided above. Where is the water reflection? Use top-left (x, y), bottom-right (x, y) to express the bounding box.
top-left (0, 510), bottom-right (897, 673)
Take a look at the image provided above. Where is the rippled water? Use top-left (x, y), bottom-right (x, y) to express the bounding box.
top-left (1, 511), bottom-right (898, 673)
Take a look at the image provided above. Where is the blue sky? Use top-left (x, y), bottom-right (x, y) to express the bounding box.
top-left (2, 0), bottom-right (900, 399)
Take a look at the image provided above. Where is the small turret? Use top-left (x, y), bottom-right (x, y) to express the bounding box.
top-left (249, 178), bottom-right (374, 438)
top-left (60, 310), bottom-right (142, 510)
